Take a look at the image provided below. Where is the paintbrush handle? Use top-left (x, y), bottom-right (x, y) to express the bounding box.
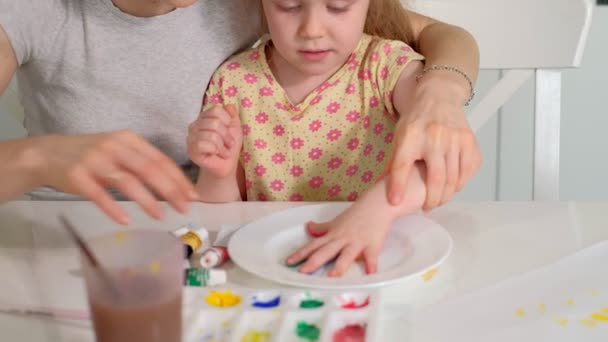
top-left (0, 306), bottom-right (90, 320)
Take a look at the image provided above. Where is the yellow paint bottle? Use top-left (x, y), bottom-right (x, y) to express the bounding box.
top-left (171, 225), bottom-right (209, 258)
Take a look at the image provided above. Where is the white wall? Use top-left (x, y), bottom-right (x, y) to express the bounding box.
top-left (1, 6), bottom-right (607, 200)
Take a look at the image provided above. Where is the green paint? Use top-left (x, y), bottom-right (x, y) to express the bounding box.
top-left (300, 299), bottom-right (324, 308)
top-left (286, 259), bottom-right (305, 268)
top-left (295, 321), bottom-right (320, 341)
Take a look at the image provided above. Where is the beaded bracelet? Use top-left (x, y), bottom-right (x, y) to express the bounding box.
top-left (416, 64), bottom-right (476, 106)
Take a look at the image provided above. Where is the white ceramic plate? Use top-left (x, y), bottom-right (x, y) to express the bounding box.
top-left (228, 203), bottom-right (453, 289)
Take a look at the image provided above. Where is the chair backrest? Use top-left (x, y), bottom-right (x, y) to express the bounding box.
top-left (411, 0), bottom-right (593, 200)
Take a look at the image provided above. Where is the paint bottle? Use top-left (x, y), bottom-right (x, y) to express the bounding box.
top-left (199, 246), bottom-right (229, 268)
top-left (183, 268), bottom-right (227, 287)
top-left (171, 225), bottom-right (209, 258)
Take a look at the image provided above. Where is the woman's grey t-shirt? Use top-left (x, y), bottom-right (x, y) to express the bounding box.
top-left (0, 0), bottom-right (259, 198)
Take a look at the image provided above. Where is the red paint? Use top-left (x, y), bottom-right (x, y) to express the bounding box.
top-left (332, 324), bottom-right (366, 342)
top-left (341, 297), bottom-right (370, 309)
top-left (306, 224), bottom-right (328, 238)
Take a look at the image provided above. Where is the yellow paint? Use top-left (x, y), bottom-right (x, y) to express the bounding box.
top-left (515, 308), bottom-right (526, 317)
top-left (240, 329), bottom-right (270, 342)
top-left (566, 299), bottom-right (574, 306)
top-left (579, 318), bottom-right (597, 328)
top-left (205, 291), bottom-right (241, 307)
top-left (538, 303), bottom-right (546, 314)
top-left (422, 268), bottom-right (439, 282)
top-left (114, 231), bottom-right (129, 244)
top-left (554, 317), bottom-right (568, 327)
top-left (148, 261), bottom-right (161, 273)
top-left (602, 306), bottom-right (608, 314)
top-left (591, 312), bottom-right (608, 322)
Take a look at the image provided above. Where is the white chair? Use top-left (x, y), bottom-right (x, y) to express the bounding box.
top-left (412, 0), bottom-right (593, 200)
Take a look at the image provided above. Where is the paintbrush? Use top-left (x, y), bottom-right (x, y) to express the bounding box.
top-left (0, 306), bottom-right (89, 320)
top-left (58, 215), bottom-right (122, 300)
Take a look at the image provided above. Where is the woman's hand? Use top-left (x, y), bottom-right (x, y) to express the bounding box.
top-left (31, 130), bottom-right (198, 224)
top-left (388, 70), bottom-right (481, 210)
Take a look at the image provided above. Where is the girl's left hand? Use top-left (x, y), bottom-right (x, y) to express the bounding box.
top-left (285, 202), bottom-right (392, 277)
top-left (388, 71), bottom-right (482, 210)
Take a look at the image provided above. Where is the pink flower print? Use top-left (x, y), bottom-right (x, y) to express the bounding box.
top-left (245, 179), bottom-right (252, 190)
top-left (249, 51), bottom-right (260, 60)
top-left (326, 102), bottom-right (340, 114)
top-left (290, 165), bottom-right (303, 177)
top-left (316, 81), bottom-right (331, 93)
top-left (272, 152), bottom-right (285, 164)
top-left (358, 69), bottom-right (371, 80)
top-left (270, 179), bottom-right (284, 192)
top-left (327, 129), bottom-right (342, 142)
top-left (275, 102), bottom-right (287, 111)
top-left (310, 95), bottom-right (323, 105)
top-left (290, 104), bottom-right (301, 112)
top-left (346, 165), bottom-right (359, 177)
top-left (273, 125), bottom-right (285, 136)
top-left (384, 132), bottom-right (394, 144)
top-left (346, 53), bottom-right (356, 64)
top-left (327, 157), bottom-right (343, 170)
top-left (244, 73), bottom-right (258, 84)
top-left (308, 147), bottom-right (323, 160)
top-left (290, 137), bottom-right (304, 149)
top-left (309, 176), bottom-right (324, 189)
top-left (257, 192), bottom-right (267, 201)
top-left (254, 164), bottom-right (267, 176)
top-left (345, 83), bottom-right (356, 94)
top-left (363, 144), bottom-right (373, 156)
top-left (361, 171), bottom-right (374, 183)
top-left (376, 150), bottom-right (385, 162)
top-left (346, 110), bottom-right (360, 123)
top-left (328, 185), bottom-right (341, 197)
top-left (347, 138), bottom-right (360, 151)
top-left (291, 114), bottom-right (304, 122)
top-left (202, 96), bottom-right (208, 106)
top-left (290, 193), bottom-right (304, 201)
top-left (362, 116), bottom-right (371, 129)
top-left (243, 152), bottom-right (251, 163)
top-left (397, 55), bottom-right (409, 66)
top-left (242, 124), bottom-right (251, 136)
top-left (369, 96), bottom-right (379, 108)
top-left (373, 123), bottom-right (385, 135)
top-left (347, 191), bottom-right (359, 201)
top-left (218, 76), bottom-right (224, 87)
top-left (224, 86), bottom-right (238, 97)
top-left (259, 87), bottom-right (273, 97)
top-left (209, 93), bottom-right (223, 104)
top-left (241, 97), bottom-right (253, 108)
top-left (227, 62), bottom-right (241, 70)
top-left (331, 79), bottom-right (340, 87)
top-left (380, 66), bottom-right (389, 80)
top-left (254, 139), bottom-right (267, 149)
top-left (255, 112), bottom-right (269, 124)
top-left (348, 60), bottom-right (360, 71)
top-left (264, 73), bottom-right (274, 85)
top-left (372, 81), bottom-right (379, 89)
top-left (370, 51), bottom-right (379, 62)
top-left (309, 120), bottom-right (322, 132)
top-left (383, 43), bottom-right (392, 56)
top-left (401, 45), bottom-right (412, 52)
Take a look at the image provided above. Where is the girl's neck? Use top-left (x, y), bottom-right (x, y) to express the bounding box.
top-left (111, 0), bottom-right (176, 17)
top-left (267, 46), bottom-right (341, 106)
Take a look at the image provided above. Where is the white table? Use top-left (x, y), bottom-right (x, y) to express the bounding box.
top-left (0, 200), bottom-right (606, 341)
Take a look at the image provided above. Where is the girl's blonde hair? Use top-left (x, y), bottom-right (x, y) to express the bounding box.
top-left (256, 0), bottom-right (416, 50)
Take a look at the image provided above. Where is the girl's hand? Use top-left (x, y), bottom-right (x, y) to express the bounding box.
top-left (388, 71), bottom-right (481, 210)
top-left (31, 130), bottom-right (198, 224)
top-left (187, 105), bottom-right (243, 179)
top-left (285, 201), bottom-right (392, 277)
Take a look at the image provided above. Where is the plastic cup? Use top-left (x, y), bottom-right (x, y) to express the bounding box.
top-left (80, 229), bottom-right (183, 342)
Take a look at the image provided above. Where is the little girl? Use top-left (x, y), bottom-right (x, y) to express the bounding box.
top-left (188, 0), bottom-right (429, 276)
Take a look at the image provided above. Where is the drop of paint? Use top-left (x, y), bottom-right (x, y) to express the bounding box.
top-left (295, 321), bottom-right (321, 341)
top-left (300, 299), bottom-right (324, 309)
top-left (332, 324), bottom-right (366, 342)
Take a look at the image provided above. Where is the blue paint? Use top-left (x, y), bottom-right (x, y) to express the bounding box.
top-left (252, 295), bottom-right (281, 308)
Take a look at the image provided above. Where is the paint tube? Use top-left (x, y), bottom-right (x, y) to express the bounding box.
top-left (183, 268), bottom-right (227, 287)
top-left (171, 224), bottom-right (209, 258)
top-left (199, 246), bottom-right (229, 268)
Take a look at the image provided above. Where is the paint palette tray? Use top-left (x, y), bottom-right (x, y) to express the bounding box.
top-left (184, 286), bottom-right (380, 342)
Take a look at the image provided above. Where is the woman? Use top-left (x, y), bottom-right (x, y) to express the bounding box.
top-left (0, 0), bottom-right (480, 224)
